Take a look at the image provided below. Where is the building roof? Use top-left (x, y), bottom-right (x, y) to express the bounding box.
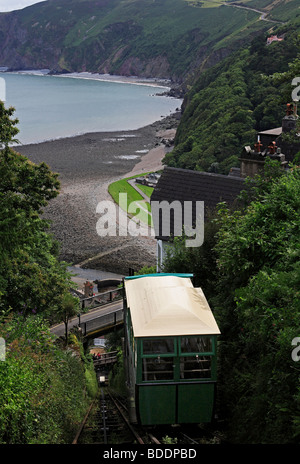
top-left (258, 127), bottom-right (282, 137)
top-left (150, 166), bottom-right (245, 239)
top-left (124, 274), bottom-right (220, 337)
top-left (151, 166), bottom-right (245, 209)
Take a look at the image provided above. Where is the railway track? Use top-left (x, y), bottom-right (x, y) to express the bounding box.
top-left (73, 383), bottom-right (223, 445)
top-left (73, 388), bottom-right (161, 445)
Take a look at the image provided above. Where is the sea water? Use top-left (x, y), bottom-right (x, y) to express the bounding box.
top-left (1, 72), bottom-right (182, 145)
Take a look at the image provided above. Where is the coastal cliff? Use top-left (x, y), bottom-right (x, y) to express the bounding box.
top-left (0, 0), bottom-right (272, 82)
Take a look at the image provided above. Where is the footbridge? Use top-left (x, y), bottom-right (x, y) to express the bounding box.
top-left (93, 351), bottom-right (118, 369)
top-left (79, 305), bottom-right (124, 337)
top-left (51, 287), bottom-right (124, 338)
top-left (79, 287), bottom-right (124, 337)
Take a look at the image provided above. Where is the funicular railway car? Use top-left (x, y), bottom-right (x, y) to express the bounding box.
top-left (123, 273), bottom-right (220, 426)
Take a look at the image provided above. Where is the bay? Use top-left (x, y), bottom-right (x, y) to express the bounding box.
top-left (1, 72), bottom-right (181, 145)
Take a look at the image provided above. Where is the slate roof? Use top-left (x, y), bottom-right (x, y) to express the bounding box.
top-left (151, 166), bottom-right (245, 208)
top-left (150, 166), bottom-right (245, 240)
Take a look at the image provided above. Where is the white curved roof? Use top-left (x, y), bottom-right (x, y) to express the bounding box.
top-left (124, 275), bottom-right (220, 337)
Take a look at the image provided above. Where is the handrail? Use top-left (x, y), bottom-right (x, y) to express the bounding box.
top-left (81, 287), bottom-right (123, 310)
top-left (79, 307), bottom-right (123, 336)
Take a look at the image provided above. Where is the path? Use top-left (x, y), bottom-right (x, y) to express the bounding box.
top-left (224, 2), bottom-right (283, 23)
top-left (68, 265), bottom-right (124, 292)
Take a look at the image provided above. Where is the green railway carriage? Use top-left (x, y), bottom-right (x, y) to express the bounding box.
top-left (123, 273), bottom-right (220, 426)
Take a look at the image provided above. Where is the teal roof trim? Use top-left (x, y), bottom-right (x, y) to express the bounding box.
top-left (124, 273), bottom-right (194, 281)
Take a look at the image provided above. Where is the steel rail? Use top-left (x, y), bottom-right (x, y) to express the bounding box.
top-left (148, 433), bottom-right (161, 445)
top-left (107, 390), bottom-right (145, 444)
top-left (72, 399), bottom-right (96, 444)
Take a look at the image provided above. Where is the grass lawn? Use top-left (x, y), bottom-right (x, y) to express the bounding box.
top-left (108, 174), bottom-right (153, 227)
top-left (137, 183), bottom-right (154, 198)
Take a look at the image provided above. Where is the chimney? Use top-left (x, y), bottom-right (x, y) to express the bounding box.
top-left (239, 137), bottom-right (287, 178)
top-left (282, 103), bottom-right (297, 133)
top-left (239, 136), bottom-right (266, 178)
top-left (267, 141), bottom-right (277, 154)
top-left (267, 142), bottom-right (287, 168)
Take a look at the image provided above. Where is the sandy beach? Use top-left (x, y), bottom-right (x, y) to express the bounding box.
top-left (17, 114), bottom-right (178, 275)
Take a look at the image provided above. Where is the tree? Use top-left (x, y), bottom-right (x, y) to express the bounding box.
top-left (165, 31), bottom-right (300, 174)
top-left (55, 292), bottom-right (80, 346)
top-left (0, 101), bottom-right (71, 316)
top-left (213, 164), bottom-right (300, 443)
top-left (0, 103), bottom-right (19, 148)
top-left (160, 161), bottom-right (300, 443)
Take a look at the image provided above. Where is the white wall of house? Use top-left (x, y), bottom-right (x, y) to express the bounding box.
top-left (156, 239), bottom-right (174, 272)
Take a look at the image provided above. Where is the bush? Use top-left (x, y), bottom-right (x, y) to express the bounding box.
top-left (213, 166), bottom-right (300, 443)
top-left (0, 314), bottom-right (97, 444)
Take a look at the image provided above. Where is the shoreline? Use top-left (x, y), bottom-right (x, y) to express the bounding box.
top-left (17, 114), bottom-right (179, 276)
top-left (14, 118), bottom-right (176, 149)
top-left (3, 69), bottom-right (172, 86)
top-left (2, 69), bottom-right (183, 100)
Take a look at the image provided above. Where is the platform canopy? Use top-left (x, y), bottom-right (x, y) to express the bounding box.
top-left (124, 274), bottom-right (220, 337)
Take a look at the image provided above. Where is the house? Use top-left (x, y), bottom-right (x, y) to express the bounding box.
top-left (257, 103), bottom-right (299, 162)
top-left (151, 167), bottom-right (245, 270)
top-left (150, 105), bottom-right (295, 271)
top-left (266, 35), bottom-right (284, 45)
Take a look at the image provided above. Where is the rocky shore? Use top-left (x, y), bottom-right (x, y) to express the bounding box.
top-left (17, 114), bottom-right (180, 275)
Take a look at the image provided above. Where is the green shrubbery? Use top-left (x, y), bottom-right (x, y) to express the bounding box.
top-left (0, 314), bottom-right (97, 444)
top-left (214, 165), bottom-right (300, 443)
top-left (0, 101), bottom-right (99, 444)
top-left (165, 25), bottom-right (300, 173)
top-left (163, 163), bottom-right (300, 443)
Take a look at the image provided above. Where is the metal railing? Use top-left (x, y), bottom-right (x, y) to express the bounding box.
top-left (81, 287), bottom-right (123, 311)
top-left (79, 308), bottom-right (124, 336)
top-left (93, 351), bottom-right (118, 366)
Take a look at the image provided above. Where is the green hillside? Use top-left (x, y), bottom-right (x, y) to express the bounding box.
top-left (0, 0), bottom-right (277, 80)
top-left (0, 0), bottom-right (299, 170)
top-left (164, 18), bottom-right (300, 173)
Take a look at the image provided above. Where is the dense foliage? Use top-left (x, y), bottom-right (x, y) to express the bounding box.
top-left (0, 102), bottom-right (73, 316)
top-left (0, 315), bottom-right (97, 444)
top-left (214, 163), bottom-right (300, 443)
top-left (164, 22), bottom-right (300, 173)
top-left (163, 162), bottom-right (300, 443)
top-left (0, 102), bottom-right (97, 444)
top-left (1, 1), bottom-right (300, 445)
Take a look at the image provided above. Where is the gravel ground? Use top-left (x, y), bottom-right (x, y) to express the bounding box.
top-left (17, 115), bottom-right (179, 275)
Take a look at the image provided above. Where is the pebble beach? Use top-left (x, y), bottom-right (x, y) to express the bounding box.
top-left (17, 114), bottom-right (179, 276)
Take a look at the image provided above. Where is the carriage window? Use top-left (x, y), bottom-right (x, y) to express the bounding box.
top-left (143, 339), bottom-right (174, 355)
top-left (180, 336), bottom-right (212, 354)
top-left (180, 356), bottom-right (211, 379)
top-left (142, 357), bottom-right (174, 381)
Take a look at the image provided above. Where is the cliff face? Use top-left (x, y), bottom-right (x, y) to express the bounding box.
top-left (0, 12), bottom-right (63, 71)
top-left (0, 10), bottom-right (171, 77)
top-left (0, 0), bottom-right (272, 81)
